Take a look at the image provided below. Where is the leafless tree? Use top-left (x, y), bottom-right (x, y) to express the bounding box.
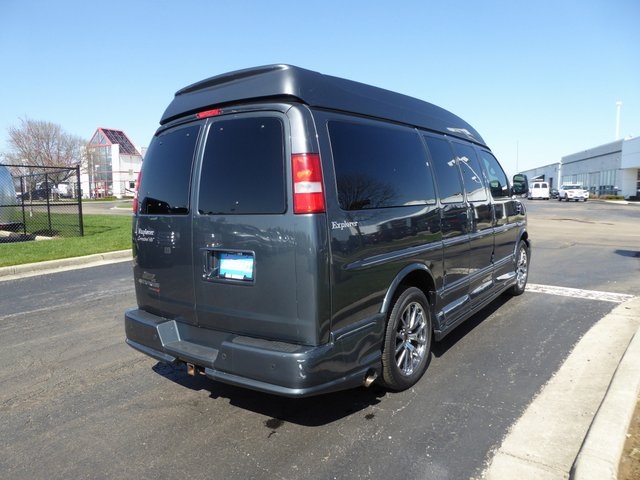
top-left (337, 173), bottom-right (397, 210)
top-left (4, 117), bottom-right (86, 194)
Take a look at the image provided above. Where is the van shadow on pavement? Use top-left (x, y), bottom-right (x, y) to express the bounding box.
top-left (152, 361), bottom-right (386, 427)
top-left (431, 294), bottom-right (512, 358)
top-left (150, 294), bottom-right (516, 427)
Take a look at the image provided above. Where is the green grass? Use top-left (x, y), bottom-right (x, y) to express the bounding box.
top-left (0, 214), bottom-right (131, 267)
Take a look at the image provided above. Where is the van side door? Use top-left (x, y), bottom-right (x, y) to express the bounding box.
top-left (476, 149), bottom-right (526, 288)
top-left (452, 141), bottom-right (495, 307)
top-left (424, 135), bottom-right (471, 327)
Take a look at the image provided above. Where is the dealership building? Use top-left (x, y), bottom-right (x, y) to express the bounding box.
top-left (83, 128), bottom-right (143, 199)
top-left (519, 136), bottom-right (640, 199)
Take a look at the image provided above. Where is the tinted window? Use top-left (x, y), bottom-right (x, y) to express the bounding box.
top-left (478, 150), bottom-right (510, 198)
top-left (199, 117), bottom-right (285, 215)
top-left (453, 142), bottom-right (487, 202)
top-left (139, 124), bottom-right (200, 215)
top-left (329, 121), bottom-right (435, 210)
top-left (424, 136), bottom-right (463, 204)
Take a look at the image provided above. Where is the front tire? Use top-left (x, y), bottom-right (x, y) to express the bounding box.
top-left (381, 287), bottom-right (432, 391)
top-left (509, 240), bottom-right (530, 296)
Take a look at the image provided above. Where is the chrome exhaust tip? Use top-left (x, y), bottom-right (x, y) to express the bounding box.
top-left (363, 369), bottom-right (378, 388)
top-left (186, 363), bottom-right (204, 376)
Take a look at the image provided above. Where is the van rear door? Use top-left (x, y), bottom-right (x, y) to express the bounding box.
top-left (133, 123), bottom-right (201, 324)
top-left (192, 113), bottom-right (319, 345)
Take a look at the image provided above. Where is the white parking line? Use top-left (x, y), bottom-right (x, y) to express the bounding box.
top-left (526, 283), bottom-right (635, 303)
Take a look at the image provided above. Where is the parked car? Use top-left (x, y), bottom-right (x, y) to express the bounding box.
top-left (558, 184), bottom-right (589, 202)
top-left (17, 187), bottom-right (52, 201)
top-left (16, 181), bottom-right (72, 201)
top-left (550, 188), bottom-right (559, 199)
top-left (124, 64), bottom-right (531, 397)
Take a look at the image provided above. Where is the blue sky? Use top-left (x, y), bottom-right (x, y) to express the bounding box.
top-left (1, 0), bottom-right (638, 175)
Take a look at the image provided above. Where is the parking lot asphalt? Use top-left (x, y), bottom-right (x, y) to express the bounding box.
top-left (1, 200), bottom-right (639, 478)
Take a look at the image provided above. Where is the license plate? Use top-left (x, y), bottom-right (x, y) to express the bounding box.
top-left (219, 252), bottom-right (254, 281)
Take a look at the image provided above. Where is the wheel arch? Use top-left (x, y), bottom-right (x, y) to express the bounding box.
top-left (380, 263), bottom-right (437, 316)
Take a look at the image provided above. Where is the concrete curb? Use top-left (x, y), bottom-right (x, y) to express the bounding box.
top-left (570, 313), bottom-right (640, 479)
top-left (0, 249), bottom-right (132, 279)
top-left (482, 296), bottom-right (640, 479)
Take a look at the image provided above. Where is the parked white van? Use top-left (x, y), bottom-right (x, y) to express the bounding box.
top-left (528, 181), bottom-right (550, 200)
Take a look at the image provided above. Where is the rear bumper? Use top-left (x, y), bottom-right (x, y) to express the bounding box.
top-left (124, 308), bottom-right (383, 397)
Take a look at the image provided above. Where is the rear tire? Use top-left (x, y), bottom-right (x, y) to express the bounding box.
top-left (381, 287), bottom-right (432, 391)
top-left (509, 240), bottom-right (530, 296)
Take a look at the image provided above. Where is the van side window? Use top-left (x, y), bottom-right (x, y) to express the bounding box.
top-left (329, 121), bottom-right (435, 210)
top-left (423, 136), bottom-right (463, 204)
top-left (138, 124), bottom-right (200, 215)
top-left (199, 117), bottom-right (286, 215)
top-left (453, 143), bottom-right (487, 202)
top-left (478, 150), bottom-right (510, 198)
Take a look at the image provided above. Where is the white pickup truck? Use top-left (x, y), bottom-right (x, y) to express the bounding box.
top-left (558, 184), bottom-right (589, 202)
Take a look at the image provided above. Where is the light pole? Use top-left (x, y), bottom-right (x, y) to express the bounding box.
top-left (615, 101), bottom-right (622, 140)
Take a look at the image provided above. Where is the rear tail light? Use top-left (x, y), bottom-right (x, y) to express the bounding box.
top-left (133, 170), bottom-right (142, 213)
top-left (292, 153), bottom-right (325, 214)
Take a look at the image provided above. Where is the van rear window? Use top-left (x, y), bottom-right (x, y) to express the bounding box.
top-left (138, 124), bottom-right (200, 215)
top-left (329, 121), bottom-right (435, 210)
top-left (198, 117), bottom-right (286, 215)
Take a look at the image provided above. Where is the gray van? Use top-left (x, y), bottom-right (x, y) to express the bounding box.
top-left (125, 65), bottom-right (530, 397)
top-left (0, 164), bottom-right (20, 232)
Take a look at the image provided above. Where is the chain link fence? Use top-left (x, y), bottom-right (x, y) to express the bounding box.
top-left (0, 164), bottom-right (83, 243)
